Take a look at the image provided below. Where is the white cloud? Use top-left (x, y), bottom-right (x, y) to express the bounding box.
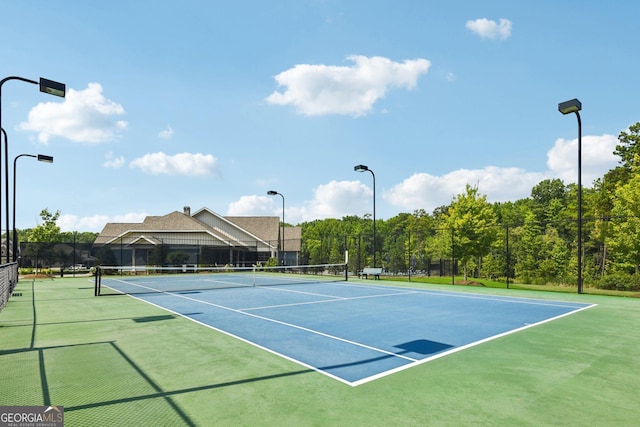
top-left (228, 171), bottom-right (541, 223)
top-left (129, 152), bottom-right (221, 177)
top-left (266, 55), bottom-right (431, 116)
top-left (58, 211), bottom-right (148, 232)
top-left (225, 133), bottom-right (620, 223)
top-left (384, 133), bottom-right (620, 213)
top-left (103, 151), bottom-right (125, 169)
top-left (159, 125), bottom-right (174, 139)
top-left (466, 18), bottom-right (512, 40)
top-left (295, 180), bottom-right (371, 220)
top-left (547, 134), bottom-right (619, 184)
top-left (226, 180), bottom-right (369, 223)
top-left (385, 167), bottom-right (547, 212)
top-left (18, 82), bottom-right (127, 143)
top-left (227, 195), bottom-right (278, 216)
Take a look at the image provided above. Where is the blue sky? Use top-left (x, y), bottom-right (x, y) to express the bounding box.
top-left (1, 1), bottom-right (638, 232)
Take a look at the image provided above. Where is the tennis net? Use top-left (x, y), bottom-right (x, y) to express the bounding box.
top-left (94, 263), bottom-right (348, 296)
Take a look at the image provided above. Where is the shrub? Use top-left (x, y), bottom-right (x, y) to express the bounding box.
top-left (264, 257), bottom-right (279, 267)
top-left (596, 273), bottom-right (640, 292)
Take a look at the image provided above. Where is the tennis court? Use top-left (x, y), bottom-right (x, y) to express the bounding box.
top-left (98, 271), bottom-right (594, 386)
top-left (3, 276), bottom-right (639, 426)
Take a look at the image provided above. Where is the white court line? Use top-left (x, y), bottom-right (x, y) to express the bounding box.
top-left (107, 278), bottom-right (596, 386)
top-left (332, 281), bottom-right (593, 309)
top-left (139, 287), bottom-right (420, 365)
top-left (350, 302), bottom-right (596, 386)
top-left (240, 287), bottom-right (419, 311)
top-left (121, 293), bottom-right (359, 386)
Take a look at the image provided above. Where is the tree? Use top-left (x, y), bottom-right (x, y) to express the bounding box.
top-left (383, 213), bottom-right (412, 273)
top-left (295, 122), bottom-right (640, 286)
top-left (591, 125), bottom-right (640, 274)
top-left (529, 179), bottom-right (571, 237)
top-left (409, 209), bottom-right (435, 273)
top-left (606, 156), bottom-right (640, 273)
top-left (537, 225), bottom-right (570, 284)
top-left (530, 179), bottom-right (567, 213)
top-left (300, 216), bottom-right (369, 271)
top-left (614, 122), bottom-right (640, 170)
top-left (512, 211), bottom-right (542, 284)
top-left (59, 231), bottom-right (99, 243)
top-left (438, 185), bottom-right (498, 280)
top-left (590, 168), bottom-right (630, 278)
top-left (22, 209), bottom-right (62, 269)
top-left (486, 201), bottom-right (532, 282)
top-left (26, 208), bottom-right (62, 243)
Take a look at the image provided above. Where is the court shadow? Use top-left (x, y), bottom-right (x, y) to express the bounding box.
top-left (318, 339), bottom-right (454, 372)
top-left (395, 339), bottom-right (453, 356)
top-left (3, 340), bottom-right (315, 427)
top-left (62, 341), bottom-right (313, 426)
top-left (316, 339), bottom-right (455, 377)
top-left (319, 354), bottom-right (396, 371)
top-left (132, 314), bottom-right (176, 323)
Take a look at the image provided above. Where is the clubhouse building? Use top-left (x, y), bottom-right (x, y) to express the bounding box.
top-left (93, 206), bottom-right (300, 268)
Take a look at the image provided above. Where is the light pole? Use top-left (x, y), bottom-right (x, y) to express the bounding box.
top-left (558, 98), bottom-right (583, 294)
top-left (354, 164), bottom-right (376, 268)
top-left (1, 76), bottom-right (65, 263)
top-left (267, 190), bottom-right (285, 265)
top-left (13, 153), bottom-right (54, 262)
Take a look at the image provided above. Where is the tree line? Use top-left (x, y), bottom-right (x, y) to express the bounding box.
top-left (299, 122), bottom-right (640, 291)
top-left (13, 122), bottom-right (640, 291)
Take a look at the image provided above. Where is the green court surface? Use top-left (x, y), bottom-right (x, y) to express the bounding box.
top-left (1, 277), bottom-right (638, 426)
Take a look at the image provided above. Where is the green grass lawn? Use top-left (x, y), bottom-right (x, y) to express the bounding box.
top-left (1, 276), bottom-right (639, 426)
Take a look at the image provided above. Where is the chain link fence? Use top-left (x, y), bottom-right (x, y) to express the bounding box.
top-left (16, 237), bottom-right (306, 272)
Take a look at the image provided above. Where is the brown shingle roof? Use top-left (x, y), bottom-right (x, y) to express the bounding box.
top-left (224, 216), bottom-right (280, 242)
top-left (94, 211), bottom-right (210, 244)
top-left (94, 209), bottom-right (291, 252)
top-left (94, 223), bottom-right (140, 244)
top-left (142, 211), bottom-right (210, 230)
top-left (283, 227), bottom-right (302, 251)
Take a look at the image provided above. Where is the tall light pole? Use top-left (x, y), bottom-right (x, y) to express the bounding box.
top-left (267, 190), bottom-right (285, 265)
top-left (558, 98), bottom-right (583, 294)
top-left (354, 164), bottom-right (376, 268)
top-left (1, 76), bottom-right (65, 263)
top-left (13, 153), bottom-right (54, 262)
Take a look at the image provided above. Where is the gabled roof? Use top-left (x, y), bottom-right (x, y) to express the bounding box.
top-left (283, 226), bottom-right (302, 252)
top-left (129, 235), bottom-right (163, 245)
top-left (140, 211), bottom-right (210, 230)
top-left (94, 223), bottom-right (140, 244)
top-left (94, 211), bottom-right (217, 245)
top-left (225, 216), bottom-right (280, 242)
top-left (94, 208), bottom-right (283, 251)
top-left (191, 208), bottom-right (277, 247)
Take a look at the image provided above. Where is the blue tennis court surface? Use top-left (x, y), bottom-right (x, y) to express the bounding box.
top-left (103, 278), bottom-right (595, 386)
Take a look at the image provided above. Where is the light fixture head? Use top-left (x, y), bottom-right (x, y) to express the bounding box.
top-left (558, 98), bottom-right (581, 115)
top-left (267, 190), bottom-right (278, 196)
top-left (39, 78), bottom-right (66, 98)
top-left (37, 154), bottom-right (54, 163)
top-left (354, 164), bottom-right (369, 172)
